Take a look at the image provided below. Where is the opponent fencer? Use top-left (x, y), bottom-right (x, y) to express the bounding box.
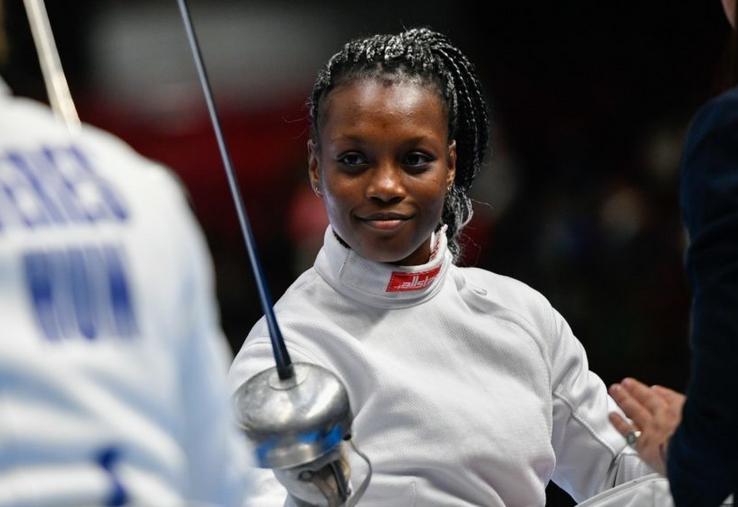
top-left (0, 7), bottom-right (252, 505)
top-left (229, 28), bottom-right (668, 506)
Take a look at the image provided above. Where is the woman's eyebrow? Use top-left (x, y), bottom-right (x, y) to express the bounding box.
top-left (329, 134), bottom-right (366, 144)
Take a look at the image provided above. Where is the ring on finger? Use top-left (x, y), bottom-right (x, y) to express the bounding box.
top-left (625, 429), bottom-right (642, 446)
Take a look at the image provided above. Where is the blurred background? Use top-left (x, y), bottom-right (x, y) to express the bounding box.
top-left (1, 1), bottom-right (733, 504)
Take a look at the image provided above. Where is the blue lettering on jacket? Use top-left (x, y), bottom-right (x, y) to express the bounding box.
top-left (23, 245), bottom-right (138, 341)
top-left (0, 144), bottom-right (128, 232)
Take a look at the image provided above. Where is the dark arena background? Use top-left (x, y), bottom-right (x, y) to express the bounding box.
top-left (1, 1), bottom-right (732, 505)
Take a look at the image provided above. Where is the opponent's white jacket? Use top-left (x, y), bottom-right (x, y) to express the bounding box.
top-left (230, 227), bottom-right (653, 506)
top-left (0, 79), bottom-right (251, 506)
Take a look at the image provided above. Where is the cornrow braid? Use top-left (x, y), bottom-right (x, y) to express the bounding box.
top-left (309, 28), bottom-right (489, 260)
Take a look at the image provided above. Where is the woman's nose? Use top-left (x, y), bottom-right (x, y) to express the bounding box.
top-left (366, 163), bottom-right (405, 203)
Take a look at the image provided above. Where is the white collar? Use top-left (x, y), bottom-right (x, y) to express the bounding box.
top-left (313, 225), bottom-right (452, 309)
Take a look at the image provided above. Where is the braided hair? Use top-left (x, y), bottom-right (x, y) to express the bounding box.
top-left (308, 28), bottom-right (489, 260)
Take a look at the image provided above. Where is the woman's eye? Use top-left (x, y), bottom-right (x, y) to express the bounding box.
top-left (337, 152), bottom-right (367, 167)
top-left (403, 152), bottom-right (433, 169)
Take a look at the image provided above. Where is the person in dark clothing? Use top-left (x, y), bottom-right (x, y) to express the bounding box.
top-left (666, 0), bottom-right (738, 499)
top-left (609, 2), bottom-right (738, 505)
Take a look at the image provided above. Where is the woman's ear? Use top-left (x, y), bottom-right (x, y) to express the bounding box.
top-left (307, 139), bottom-right (322, 197)
top-left (446, 140), bottom-right (457, 190)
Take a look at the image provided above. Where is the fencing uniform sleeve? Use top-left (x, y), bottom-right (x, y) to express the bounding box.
top-left (548, 307), bottom-right (652, 502)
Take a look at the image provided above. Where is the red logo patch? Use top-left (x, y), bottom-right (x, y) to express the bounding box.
top-left (386, 266), bottom-right (442, 292)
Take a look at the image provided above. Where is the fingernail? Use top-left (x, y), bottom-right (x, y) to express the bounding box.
top-left (622, 378), bottom-right (633, 386)
top-left (610, 384), bottom-right (621, 394)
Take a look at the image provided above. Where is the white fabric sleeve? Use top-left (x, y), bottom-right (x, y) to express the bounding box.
top-left (174, 193), bottom-right (253, 507)
top-left (547, 307), bottom-right (652, 502)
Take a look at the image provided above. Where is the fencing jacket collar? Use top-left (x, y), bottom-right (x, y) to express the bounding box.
top-left (314, 225), bottom-right (453, 309)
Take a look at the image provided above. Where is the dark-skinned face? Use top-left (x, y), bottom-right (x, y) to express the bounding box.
top-left (309, 78), bottom-right (456, 266)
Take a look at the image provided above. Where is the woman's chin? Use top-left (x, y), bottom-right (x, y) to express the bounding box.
top-left (333, 228), bottom-right (429, 265)
top-left (359, 242), bottom-right (429, 266)
top-left (355, 247), bottom-right (409, 264)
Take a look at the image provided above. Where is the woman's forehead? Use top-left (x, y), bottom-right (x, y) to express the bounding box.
top-left (319, 79), bottom-right (448, 134)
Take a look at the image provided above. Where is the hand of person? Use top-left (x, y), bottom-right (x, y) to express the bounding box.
top-left (608, 377), bottom-right (685, 475)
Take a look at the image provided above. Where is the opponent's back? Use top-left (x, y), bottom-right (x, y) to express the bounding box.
top-left (0, 82), bottom-right (250, 507)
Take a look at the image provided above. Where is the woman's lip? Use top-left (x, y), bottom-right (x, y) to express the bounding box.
top-left (359, 213), bottom-right (412, 220)
top-left (358, 217), bottom-right (411, 231)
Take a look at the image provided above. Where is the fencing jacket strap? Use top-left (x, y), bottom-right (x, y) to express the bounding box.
top-left (313, 226), bottom-right (452, 309)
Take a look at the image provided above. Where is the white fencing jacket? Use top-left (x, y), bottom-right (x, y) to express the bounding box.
top-left (230, 227), bottom-right (652, 506)
top-left (0, 79), bottom-right (251, 507)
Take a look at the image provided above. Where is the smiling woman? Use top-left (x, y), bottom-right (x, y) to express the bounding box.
top-left (229, 28), bottom-right (657, 507)
top-left (308, 79), bottom-right (456, 265)
top-left (306, 28), bottom-right (489, 263)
